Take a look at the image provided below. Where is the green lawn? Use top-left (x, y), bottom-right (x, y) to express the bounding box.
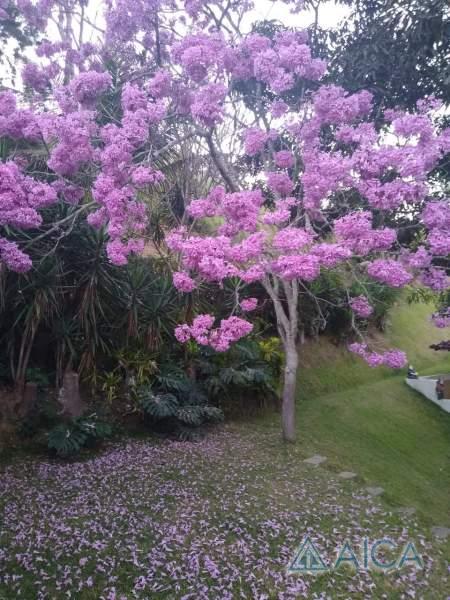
top-left (1, 428), bottom-right (449, 599)
top-left (258, 297), bottom-right (450, 526)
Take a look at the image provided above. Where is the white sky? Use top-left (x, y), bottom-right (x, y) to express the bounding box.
top-left (248, 1), bottom-right (350, 29)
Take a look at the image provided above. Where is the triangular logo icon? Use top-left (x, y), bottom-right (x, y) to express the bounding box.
top-left (288, 537), bottom-right (328, 572)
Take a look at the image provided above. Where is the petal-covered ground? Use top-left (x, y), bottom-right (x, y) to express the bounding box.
top-left (0, 427), bottom-right (449, 599)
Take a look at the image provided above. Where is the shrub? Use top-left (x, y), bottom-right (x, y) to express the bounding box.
top-left (47, 413), bottom-right (112, 457)
top-left (137, 372), bottom-right (224, 441)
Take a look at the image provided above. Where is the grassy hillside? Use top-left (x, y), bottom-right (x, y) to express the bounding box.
top-left (297, 298), bottom-right (449, 400)
top-left (259, 298), bottom-right (450, 525)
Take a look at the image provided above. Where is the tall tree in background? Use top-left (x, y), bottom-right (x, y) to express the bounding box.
top-left (321, 0), bottom-right (450, 110)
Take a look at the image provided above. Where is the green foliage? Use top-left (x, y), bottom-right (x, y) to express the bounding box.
top-left (200, 405), bottom-right (225, 423)
top-left (47, 413), bottom-right (112, 457)
top-left (322, 0), bottom-right (450, 110)
top-left (406, 287), bottom-right (438, 306)
top-left (25, 367), bottom-right (50, 388)
top-left (175, 405), bottom-right (204, 427)
top-left (191, 339), bottom-right (279, 416)
top-left (137, 363), bottom-right (225, 439)
top-left (258, 337), bottom-right (284, 371)
top-left (98, 370), bottom-right (123, 404)
top-left (138, 390), bottom-right (179, 419)
top-left (0, 210), bottom-right (180, 395)
top-left (116, 349), bottom-right (158, 387)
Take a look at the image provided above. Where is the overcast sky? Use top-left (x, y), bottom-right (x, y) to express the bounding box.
top-left (248, 1), bottom-right (350, 30)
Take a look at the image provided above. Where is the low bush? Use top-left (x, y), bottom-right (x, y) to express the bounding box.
top-left (47, 413), bottom-right (112, 457)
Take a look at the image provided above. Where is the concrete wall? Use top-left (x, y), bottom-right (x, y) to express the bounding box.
top-left (405, 376), bottom-right (450, 414)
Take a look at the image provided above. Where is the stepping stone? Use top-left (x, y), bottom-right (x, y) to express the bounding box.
top-left (303, 454), bottom-right (327, 466)
top-left (431, 526), bottom-right (450, 540)
top-left (396, 507), bottom-right (416, 517)
top-left (365, 486), bottom-right (384, 497)
top-left (338, 471), bottom-right (357, 480)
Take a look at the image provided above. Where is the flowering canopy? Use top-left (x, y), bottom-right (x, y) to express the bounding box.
top-left (0, 0), bottom-right (449, 370)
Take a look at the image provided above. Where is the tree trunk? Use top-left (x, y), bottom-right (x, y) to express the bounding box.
top-left (58, 370), bottom-right (85, 418)
top-left (281, 343), bottom-right (298, 443)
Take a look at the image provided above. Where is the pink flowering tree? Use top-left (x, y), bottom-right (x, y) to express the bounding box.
top-left (1, 0), bottom-right (449, 439)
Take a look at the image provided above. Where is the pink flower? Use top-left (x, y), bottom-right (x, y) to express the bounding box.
top-left (270, 99), bottom-right (288, 118)
top-left (174, 314), bottom-right (252, 351)
top-left (240, 298), bottom-right (258, 312)
top-left (266, 172), bottom-right (294, 196)
top-left (367, 259), bottom-right (413, 288)
top-left (272, 254), bottom-right (320, 281)
top-left (244, 128), bottom-right (268, 156)
top-left (69, 71), bottom-right (112, 106)
top-left (132, 167), bottom-right (165, 187)
top-left (274, 150), bottom-right (294, 169)
top-left (191, 83), bottom-right (227, 126)
top-left (173, 271), bottom-right (196, 292)
top-left (273, 228), bottom-right (314, 251)
top-left (350, 295), bottom-right (373, 318)
top-left (382, 350), bottom-right (407, 369)
top-left (349, 343), bottom-right (407, 369)
top-left (174, 324), bottom-right (192, 343)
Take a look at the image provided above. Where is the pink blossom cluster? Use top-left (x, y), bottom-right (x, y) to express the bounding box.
top-left (186, 186), bottom-right (225, 219)
top-left (291, 84), bottom-right (450, 221)
top-left (87, 83), bottom-right (166, 265)
top-left (271, 254), bottom-right (320, 281)
top-left (0, 91), bottom-right (40, 140)
top-left (69, 71), bottom-right (112, 107)
top-left (244, 128), bottom-right (269, 156)
top-left (262, 197), bottom-right (297, 225)
top-left (191, 83), bottom-right (228, 126)
top-left (272, 228), bottom-right (314, 251)
top-left (172, 33), bottom-right (228, 82)
top-left (147, 69), bottom-right (172, 98)
top-left (221, 190), bottom-right (265, 234)
top-left (270, 99), bottom-right (289, 118)
top-left (405, 247), bottom-right (432, 269)
top-left (334, 212), bottom-right (396, 256)
top-left (175, 314), bottom-right (253, 351)
top-left (240, 297), bottom-right (258, 312)
top-left (173, 271), bottom-right (196, 292)
top-left (349, 296), bottom-right (374, 318)
top-left (301, 150), bottom-right (354, 211)
top-left (422, 200), bottom-right (450, 257)
top-left (310, 243), bottom-right (352, 268)
top-left (43, 110), bottom-right (98, 177)
top-left (420, 267), bottom-right (449, 291)
top-left (313, 85), bottom-right (373, 125)
top-left (274, 150), bottom-right (294, 169)
top-left (431, 308), bottom-right (450, 329)
top-left (367, 259), bottom-right (413, 288)
top-left (349, 343), bottom-right (407, 369)
top-left (266, 172), bottom-right (294, 196)
top-left (0, 161), bottom-right (57, 271)
top-left (22, 62), bottom-right (55, 93)
top-left (242, 31), bottom-right (327, 93)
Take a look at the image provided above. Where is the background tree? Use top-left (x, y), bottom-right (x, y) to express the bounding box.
top-left (311, 0), bottom-right (450, 110)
